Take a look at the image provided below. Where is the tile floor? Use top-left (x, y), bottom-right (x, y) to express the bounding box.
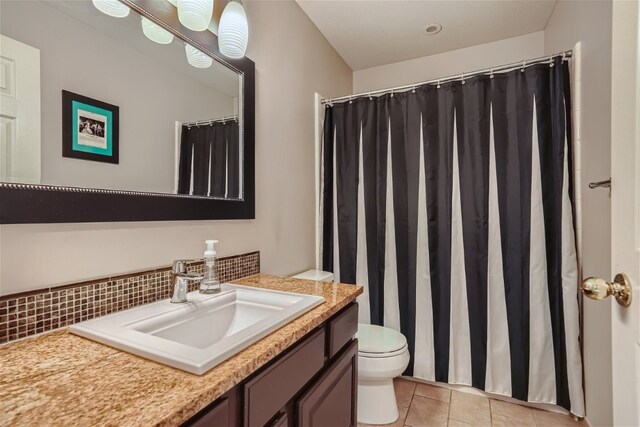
top-left (359, 378), bottom-right (589, 427)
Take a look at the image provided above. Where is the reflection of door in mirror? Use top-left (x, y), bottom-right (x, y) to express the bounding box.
top-left (0, 34), bottom-right (41, 184)
top-left (0, 0), bottom-right (241, 199)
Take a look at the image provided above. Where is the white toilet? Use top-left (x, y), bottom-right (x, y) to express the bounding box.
top-left (356, 324), bottom-right (410, 424)
top-left (291, 270), bottom-right (410, 426)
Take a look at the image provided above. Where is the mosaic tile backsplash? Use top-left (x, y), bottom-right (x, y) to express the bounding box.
top-left (0, 251), bottom-right (260, 344)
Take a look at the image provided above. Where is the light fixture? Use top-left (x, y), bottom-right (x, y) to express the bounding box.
top-left (92, 0), bottom-right (130, 18)
top-left (141, 16), bottom-right (175, 44)
top-left (218, 0), bottom-right (248, 58)
top-left (177, 0), bottom-right (213, 32)
top-left (185, 44), bottom-right (213, 68)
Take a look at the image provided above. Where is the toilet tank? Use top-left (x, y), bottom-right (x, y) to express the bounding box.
top-left (291, 269), bottom-right (334, 282)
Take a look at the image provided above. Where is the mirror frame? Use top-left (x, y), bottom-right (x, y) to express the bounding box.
top-left (0, 0), bottom-right (255, 224)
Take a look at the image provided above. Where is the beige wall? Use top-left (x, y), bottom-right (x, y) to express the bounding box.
top-left (353, 31), bottom-right (544, 93)
top-left (0, 0), bottom-right (352, 295)
top-left (544, 1), bottom-right (613, 426)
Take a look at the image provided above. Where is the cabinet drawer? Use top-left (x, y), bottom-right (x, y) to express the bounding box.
top-left (244, 328), bottom-right (326, 427)
top-left (327, 303), bottom-right (358, 358)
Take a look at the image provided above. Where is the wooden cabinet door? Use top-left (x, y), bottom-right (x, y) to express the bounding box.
top-left (189, 398), bottom-right (229, 427)
top-left (268, 412), bottom-right (288, 427)
top-left (244, 328), bottom-right (326, 427)
top-left (296, 339), bottom-right (358, 427)
top-left (186, 387), bottom-right (241, 427)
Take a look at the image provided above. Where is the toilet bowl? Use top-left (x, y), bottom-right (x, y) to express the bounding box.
top-left (289, 271), bottom-right (410, 424)
top-left (357, 324), bottom-right (410, 425)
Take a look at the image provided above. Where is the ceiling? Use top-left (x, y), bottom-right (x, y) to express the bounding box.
top-left (296, 0), bottom-right (557, 71)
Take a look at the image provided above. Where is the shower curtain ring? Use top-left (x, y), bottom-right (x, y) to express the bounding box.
top-left (521, 60), bottom-right (526, 72)
top-left (490, 69), bottom-right (494, 79)
top-left (412, 85), bottom-right (416, 93)
top-left (461, 73), bottom-right (465, 84)
top-left (349, 96), bottom-right (353, 104)
top-left (437, 80), bottom-right (441, 89)
top-left (390, 90), bottom-right (394, 98)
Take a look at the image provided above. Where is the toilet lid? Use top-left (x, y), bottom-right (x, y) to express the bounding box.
top-left (357, 324), bottom-right (407, 354)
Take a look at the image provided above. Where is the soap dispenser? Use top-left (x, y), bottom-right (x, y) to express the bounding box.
top-left (200, 240), bottom-right (221, 294)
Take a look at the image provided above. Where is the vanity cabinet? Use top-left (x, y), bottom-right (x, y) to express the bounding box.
top-left (185, 303), bottom-right (358, 427)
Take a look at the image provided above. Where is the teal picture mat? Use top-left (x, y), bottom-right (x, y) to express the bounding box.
top-left (71, 100), bottom-right (113, 156)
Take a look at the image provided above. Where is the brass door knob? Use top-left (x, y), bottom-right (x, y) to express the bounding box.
top-left (581, 273), bottom-right (632, 307)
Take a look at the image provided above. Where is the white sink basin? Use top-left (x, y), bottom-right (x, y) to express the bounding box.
top-left (70, 283), bottom-right (324, 374)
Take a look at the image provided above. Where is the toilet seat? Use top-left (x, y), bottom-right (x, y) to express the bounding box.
top-left (359, 344), bottom-right (408, 359)
top-left (357, 324), bottom-right (407, 355)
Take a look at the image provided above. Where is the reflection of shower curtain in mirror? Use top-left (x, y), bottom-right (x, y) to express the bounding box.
top-left (177, 121), bottom-right (239, 198)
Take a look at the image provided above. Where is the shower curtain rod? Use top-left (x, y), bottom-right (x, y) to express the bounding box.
top-left (321, 50), bottom-right (573, 105)
top-left (182, 115), bottom-right (239, 127)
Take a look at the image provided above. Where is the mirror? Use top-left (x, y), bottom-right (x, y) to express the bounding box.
top-left (0, 0), bottom-right (255, 223)
top-left (0, 0), bottom-right (244, 200)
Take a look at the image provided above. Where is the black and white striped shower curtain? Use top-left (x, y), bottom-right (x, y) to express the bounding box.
top-left (321, 57), bottom-right (584, 416)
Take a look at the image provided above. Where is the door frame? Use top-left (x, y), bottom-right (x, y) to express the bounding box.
top-left (610, 1), bottom-right (640, 425)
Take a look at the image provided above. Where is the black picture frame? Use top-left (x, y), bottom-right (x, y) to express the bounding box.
top-left (0, 0), bottom-right (255, 224)
top-left (62, 90), bottom-right (120, 164)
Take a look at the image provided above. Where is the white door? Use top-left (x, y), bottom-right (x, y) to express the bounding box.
top-left (0, 34), bottom-right (41, 183)
top-left (610, 1), bottom-right (640, 425)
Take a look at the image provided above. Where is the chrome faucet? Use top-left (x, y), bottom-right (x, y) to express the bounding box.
top-left (170, 259), bottom-right (203, 303)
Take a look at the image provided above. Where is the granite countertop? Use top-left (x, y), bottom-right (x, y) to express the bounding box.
top-left (0, 274), bottom-right (362, 427)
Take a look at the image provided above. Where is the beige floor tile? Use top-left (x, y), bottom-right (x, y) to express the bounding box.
top-left (448, 418), bottom-right (478, 426)
top-left (358, 404), bottom-right (408, 427)
top-left (405, 394), bottom-right (449, 427)
top-left (396, 404), bottom-right (409, 426)
top-left (448, 391), bottom-right (491, 426)
top-left (414, 383), bottom-right (451, 403)
top-left (492, 413), bottom-right (534, 426)
top-left (532, 410), bottom-right (587, 427)
top-left (394, 378), bottom-right (416, 408)
top-left (490, 399), bottom-right (535, 426)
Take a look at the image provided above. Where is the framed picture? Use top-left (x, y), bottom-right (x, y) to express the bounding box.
top-left (62, 90), bottom-right (119, 164)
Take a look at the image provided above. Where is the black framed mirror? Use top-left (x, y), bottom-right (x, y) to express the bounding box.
top-left (0, 0), bottom-right (255, 223)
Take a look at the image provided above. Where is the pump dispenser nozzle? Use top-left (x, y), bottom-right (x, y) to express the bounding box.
top-left (205, 240), bottom-right (218, 258)
top-left (200, 239), bottom-right (221, 294)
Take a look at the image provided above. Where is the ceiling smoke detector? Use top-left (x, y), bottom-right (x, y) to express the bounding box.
top-left (423, 23), bottom-right (442, 35)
